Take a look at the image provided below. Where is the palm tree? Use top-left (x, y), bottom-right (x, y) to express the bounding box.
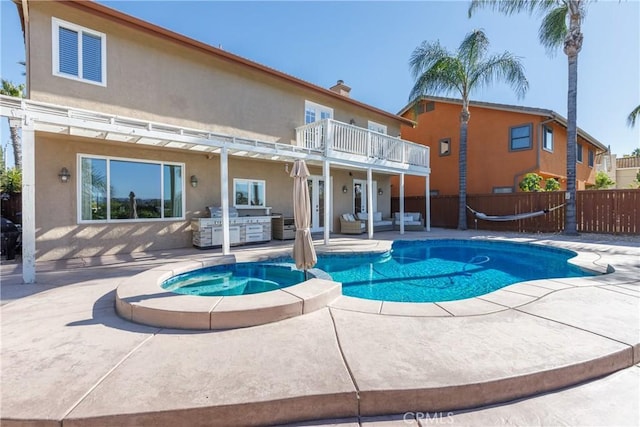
top-left (628, 105), bottom-right (640, 127)
top-left (409, 29), bottom-right (528, 229)
top-left (469, 1), bottom-right (588, 235)
top-left (0, 79), bottom-right (25, 170)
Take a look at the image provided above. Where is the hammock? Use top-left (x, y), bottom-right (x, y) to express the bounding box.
top-left (466, 204), bottom-right (565, 222)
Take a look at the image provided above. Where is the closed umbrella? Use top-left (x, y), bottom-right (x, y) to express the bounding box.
top-left (290, 159), bottom-right (317, 276)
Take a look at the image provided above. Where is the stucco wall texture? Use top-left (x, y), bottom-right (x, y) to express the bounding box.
top-left (23, 1), bottom-right (395, 260)
top-left (395, 100), bottom-right (599, 197)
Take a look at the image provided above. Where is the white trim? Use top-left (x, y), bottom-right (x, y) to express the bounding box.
top-left (304, 100), bottom-right (333, 124)
top-left (233, 178), bottom-right (266, 208)
top-left (52, 17), bottom-right (107, 87)
top-left (76, 153), bottom-right (185, 223)
top-left (367, 120), bottom-right (387, 135)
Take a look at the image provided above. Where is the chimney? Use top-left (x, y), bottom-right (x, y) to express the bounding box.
top-left (329, 80), bottom-right (351, 97)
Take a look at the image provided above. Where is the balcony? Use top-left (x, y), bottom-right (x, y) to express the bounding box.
top-left (295, 119), bottom-right (429, 171)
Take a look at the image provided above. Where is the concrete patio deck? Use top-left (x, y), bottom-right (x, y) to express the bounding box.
top-left (1, 229), bottom-right (639, 426)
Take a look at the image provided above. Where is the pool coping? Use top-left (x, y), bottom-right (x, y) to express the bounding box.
top-left (115, 255), bottom-right (343, 330)
top-left (115, 237), bottom-right (612, 329)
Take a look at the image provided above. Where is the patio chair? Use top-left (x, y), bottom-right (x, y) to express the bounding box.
top-left (339, 213), bottom-right (365, 234)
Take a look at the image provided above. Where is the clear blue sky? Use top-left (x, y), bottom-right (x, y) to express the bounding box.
top-left (1, 0), bottom-right (638, 167)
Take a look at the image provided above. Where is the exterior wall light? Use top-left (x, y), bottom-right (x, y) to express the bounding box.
top-left (59, 167), bottom-right (71, 183)
top-left (190, 175), bottom-right (198, 188)
top-left (378, 188), bottom-right (383, 196)
top-left (342, 185), bottom-right (348, 193)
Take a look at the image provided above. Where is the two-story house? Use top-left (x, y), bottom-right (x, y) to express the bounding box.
top-left (2, 0), bottom-right (430, 282)
top-left (392, 96), bottom-right (605, 197)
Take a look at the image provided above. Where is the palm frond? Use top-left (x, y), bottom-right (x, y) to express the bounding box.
top-left (458, 29), bottom-right (489, 71)
top-left (468, 52), bottom-right (529, 99)
top-left (408, 57), bottom-right (465, 102)
top-left (628, 105), bottom-right (640, 127)
top-left (408, 41), bottom-right (450, 79)
top-left (468, 0), bottom-right (558, 18)
top-left (538, 4), bottom-right (568, 53)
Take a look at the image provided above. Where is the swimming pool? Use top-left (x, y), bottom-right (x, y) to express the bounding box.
top-left (317, 239), bottom-right (593, 302)
top-left (162, 263), bottom-right (309, 296)
top-left (162, 239), bottom-right (594, 302)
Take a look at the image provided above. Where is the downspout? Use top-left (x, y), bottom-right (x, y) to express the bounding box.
top-left (512, 116), bottom-right (555, 190)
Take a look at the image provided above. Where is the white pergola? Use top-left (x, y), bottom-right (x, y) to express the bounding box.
top-left (1, 95), bottom-right (430, 283)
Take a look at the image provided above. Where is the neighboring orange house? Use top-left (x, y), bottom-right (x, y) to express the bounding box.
top-left (393, 96), bottom-right (608, 197)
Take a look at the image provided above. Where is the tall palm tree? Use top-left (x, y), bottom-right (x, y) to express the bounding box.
top-left (628, 105), bottom-right (640, 127)
top-left (0, 79), bottom-right (25, 170)
top-left (409, 29), bottom-right (528, 229)
top-left (469, 1), bottom-right (588, 235)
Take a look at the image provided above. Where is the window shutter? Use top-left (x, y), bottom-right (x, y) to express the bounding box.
top-left (59, 27), bottom-right (79, 76)
top-left (82, 32), bottom-right (102, 82)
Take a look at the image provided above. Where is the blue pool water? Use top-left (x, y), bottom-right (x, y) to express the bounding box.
top-left (162, 240), bottom-right (594, 301)
top-left (162, 263), bottom-right (305, 296)
top-left (317, 239), bottom-right (593, 302)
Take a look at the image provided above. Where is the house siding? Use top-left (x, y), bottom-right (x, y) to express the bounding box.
top-left (27, 1), bottom-right (401, 142)
top-left (395, 99), bottom-right (600, 196)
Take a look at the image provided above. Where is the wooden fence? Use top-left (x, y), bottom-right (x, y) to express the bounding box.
top-left (392, 189), bottom-right (640, 234)
top-left (0, 192), bottom-right (21, 223)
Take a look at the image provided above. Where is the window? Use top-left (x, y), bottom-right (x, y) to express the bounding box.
top-left (439, 138), bottom-right (451, 156)
top-left (429, 190), bottom-right (440, 196)
top-left (234, 179), bottom-right (265, 208)
top-left (367, 121), bottom-right (387, 134)
top-left (52, 18), bottom-right (106, 85)
top-left (304, 101), bottom-right (333, 124)
top-left (510, 124), bottom-right (532, 150)
top-left (588, 149), bottom-right (594, 167)
top-left (79, 155), bottom-right (183, 222)
top-left (418, 101), bottom-right (435, 114)
top-left (577, 143), bottom-right (583, 163)
top-left (543, 125), bottom-right (553, 152)
top-left (493, 187), bottom-right (514, 194)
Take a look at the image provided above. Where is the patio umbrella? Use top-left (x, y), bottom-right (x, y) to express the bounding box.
top-left (290, 159), bottom-right (317, 276)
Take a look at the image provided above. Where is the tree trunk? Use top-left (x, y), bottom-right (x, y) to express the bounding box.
top-left (7, 118), bottom-right (21, 170)
top-left (457, 107), bottom-right (470, 230)
top-left (563, 1), bottom-right (583, 236)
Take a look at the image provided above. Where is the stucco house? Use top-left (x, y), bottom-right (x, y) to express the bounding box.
top-left (392, 96), bottom-right (605, 197)
top-left (597, 154), bottom-right (640, 189)
top-left (2, 0), bottom-right (430, 282)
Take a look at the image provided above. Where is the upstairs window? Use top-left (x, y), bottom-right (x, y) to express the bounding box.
top-left (304, 101), bottom-right (333, 124)
top-left (510, 124), bottom-right (532, 151)
top-left (588, 149), bottom-right (594, 167)
top-left (543, 125), bottom-right (553, 152)
top-left (577, 143), bottom-right (584, 163)
top-left (53, 18), bottom-right (106, 86)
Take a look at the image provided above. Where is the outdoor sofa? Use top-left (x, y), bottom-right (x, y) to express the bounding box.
top-left (393, 212), bottom-right (425, 231)
top-left (356, 212), bottom-right (394, 232)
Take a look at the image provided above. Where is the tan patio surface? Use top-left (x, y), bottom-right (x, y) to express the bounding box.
top-left (1, 229), bottom-right (639, 426)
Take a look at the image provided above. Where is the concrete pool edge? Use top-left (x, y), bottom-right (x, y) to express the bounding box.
top-left (115, 237), bottom-right (615, 328)
top-left (115, 255), bottom-right (342, 330)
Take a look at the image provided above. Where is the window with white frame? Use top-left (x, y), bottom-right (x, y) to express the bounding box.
top-left (510, 124), bottom-right (532, 150)
top-left (304, 101), bottom-right (333, 124)
top-left (543, 125), bottom-right (553, 152)
top-left (52, 18), bottom-right (106, 85)
top-left (79, 155), bottom-right (183, 222)
top-left (577, 142), bottom-right (584, 163)
top-left (367, 121), bottom-right (387, 134)
top-left (234, 179), bottom-right (265, 208)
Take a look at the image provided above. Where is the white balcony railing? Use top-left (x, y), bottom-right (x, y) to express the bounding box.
top-left (295, 119), bottom-right (429, 168)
